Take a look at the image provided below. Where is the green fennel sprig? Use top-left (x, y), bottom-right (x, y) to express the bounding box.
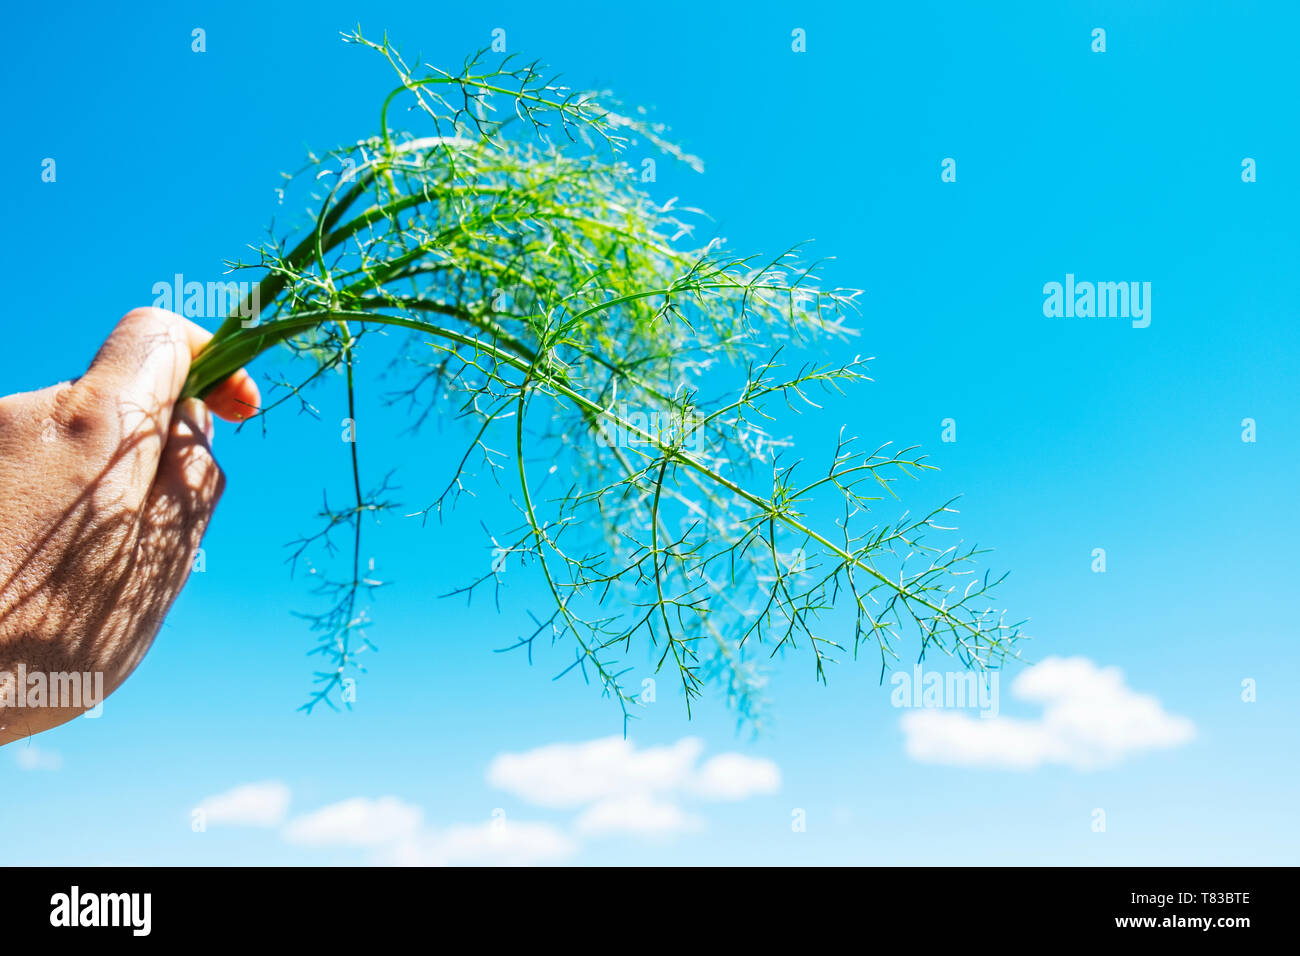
top-left (181, 29), bottom-right (1027, 728)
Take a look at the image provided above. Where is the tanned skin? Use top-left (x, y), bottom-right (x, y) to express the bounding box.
top-left (0, 308), bottom-right (259, 745)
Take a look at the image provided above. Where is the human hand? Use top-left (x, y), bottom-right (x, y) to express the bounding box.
top-left (0, 308), bottom-right (259, 744)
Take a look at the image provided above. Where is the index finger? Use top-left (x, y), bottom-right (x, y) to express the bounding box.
top-left (82, 307), bottom-right (260, 425)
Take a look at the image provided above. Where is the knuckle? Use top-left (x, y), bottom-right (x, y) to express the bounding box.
top-left (49, 382), bottom-right (111, 442)
top-left (97, 308), bottom-right (189, 373)
top-left (120, 305), bottom-right (183, 329)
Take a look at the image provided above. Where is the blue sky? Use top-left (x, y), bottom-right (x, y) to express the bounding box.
top-left (1, 0), bottom-right (1297, 864)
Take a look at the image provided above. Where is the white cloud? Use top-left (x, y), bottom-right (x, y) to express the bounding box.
top-left (13, 745), bottom-right (62, 771)
top-left (575, 794), bottom-right (701, 836)
top-left (283, 796), bottom-right (422, 847)
top-left (691, 753), bottom-right (781, 800)
top-left (487, 736), bottom-right (705, 808)
top-left (901, 711), bottom-right (1055, 770)
top-left (381, 819), bottom-right (578, 867)
top-left (278, 797), bottom-right (573, 866)
top-left (197, 735), bottom-right (782, 863)
top-left (900, 656), bottom-right (1195, 771)
top-left (195, 781), bottom-right (291, 827)
top-left (486, 736), bottom-right (781, 838)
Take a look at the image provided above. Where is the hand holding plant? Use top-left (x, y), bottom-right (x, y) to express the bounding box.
top-left (2, 31), bottom-right (1022, 738)
top-left (0, 309), bottom-right (258, 743)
